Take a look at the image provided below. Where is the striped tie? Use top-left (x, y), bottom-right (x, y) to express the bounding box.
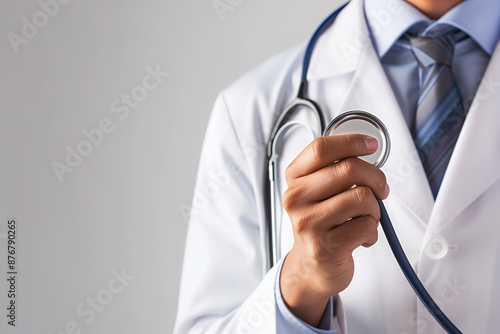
top-left (407, 28), bottom-right (467, 198)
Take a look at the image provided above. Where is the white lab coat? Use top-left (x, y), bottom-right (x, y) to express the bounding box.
top-left (174, 0), bottom-right (500, 333)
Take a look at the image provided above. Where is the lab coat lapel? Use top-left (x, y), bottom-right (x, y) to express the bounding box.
top-left (429, 42), bottom-right (500, 231)
top-left (340, 41), bottom-right (434, 227)
top-left (307, 0), bottom-right (434, 226)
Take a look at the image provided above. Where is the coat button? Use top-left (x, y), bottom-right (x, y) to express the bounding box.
top-left (425, 235), bottom-right (448, 260)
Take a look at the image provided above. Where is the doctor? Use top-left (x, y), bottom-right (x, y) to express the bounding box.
top-left (175, 0), bottom-right (500, 333)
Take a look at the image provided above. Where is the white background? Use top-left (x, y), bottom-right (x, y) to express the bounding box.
top-left (0, 0), bottom-right (344, 333)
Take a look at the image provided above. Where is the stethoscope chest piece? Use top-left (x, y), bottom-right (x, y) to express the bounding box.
top-left (323, 110), bottom-right (391, 168)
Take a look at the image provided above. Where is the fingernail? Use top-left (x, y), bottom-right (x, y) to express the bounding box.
top-left (365, 137), bottom-right (378, 151)
top-left (384, 183), bottom-right (390, 197)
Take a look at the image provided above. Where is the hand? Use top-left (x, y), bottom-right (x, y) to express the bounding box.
top-left (280, 134), bottom-right (389, 327)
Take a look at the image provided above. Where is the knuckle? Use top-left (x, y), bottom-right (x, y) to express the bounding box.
top-left (364, 218), bottom-right (379, 235)
top-left (284, 162), bottom-right (297, 181)
top-left (335, 158), bottom-right (357, 180)
top-left (282, 187), bottom-right (302, 212)
top-left (380, 171), bottom-right (387, 185)
top-left (377, 171), bottom-right (388, 193)
top-left (360, 218), bottom-right (379, 244)
top-left (304, 235), bottom-right (335, 264)
top-left (294, 211), bottom-right (314, 234)
top-left (310, 137), bottom-right (328, 160)
top-left (353, 186), bottom-right (373, 207)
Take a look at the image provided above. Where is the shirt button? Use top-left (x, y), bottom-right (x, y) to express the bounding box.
top-left (425, 235), bottom-right (449, 260)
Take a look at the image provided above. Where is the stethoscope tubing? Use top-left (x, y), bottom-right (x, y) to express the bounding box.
top-left (378, 200), bottom-right (461, 334)
top-left (300, 2), bottom-right (350, 90)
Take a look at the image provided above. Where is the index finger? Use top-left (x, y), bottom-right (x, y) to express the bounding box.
top-left (286, 134), bottom-right (378, 178)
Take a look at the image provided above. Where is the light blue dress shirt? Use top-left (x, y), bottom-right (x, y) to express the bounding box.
top-left (366, 0), bottom-right (500, 129)
top-left (275, 0), bottom-right (500, 332)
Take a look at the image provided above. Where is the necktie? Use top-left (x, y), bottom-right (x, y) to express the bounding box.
top-left (407, 27), bottom-right (467, 198)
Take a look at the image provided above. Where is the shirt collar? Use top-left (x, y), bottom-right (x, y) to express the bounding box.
top-left (364, 0), bottom-right (500, 58)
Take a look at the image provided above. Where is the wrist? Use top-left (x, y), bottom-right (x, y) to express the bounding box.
top-left (280, 251), bottom-right (331, 327)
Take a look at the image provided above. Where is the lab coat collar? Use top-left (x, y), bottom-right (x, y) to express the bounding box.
top-left (307, 0), bottom-right (368, 80)
top-left (429, 41), bottom-right (500, 232)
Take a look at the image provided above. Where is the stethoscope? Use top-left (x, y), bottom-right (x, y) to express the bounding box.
top-left (264, 3), bottom-right (462, 333)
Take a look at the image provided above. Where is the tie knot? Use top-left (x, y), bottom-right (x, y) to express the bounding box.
top-left (406, 27), bottom-right (464, 68)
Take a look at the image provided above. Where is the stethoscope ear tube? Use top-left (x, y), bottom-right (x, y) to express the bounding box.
top-left (378, 200), bottom-right (462, 334)
top-left (266, 97), bottom-right (324, 271)
top-left (267, 97), bottom-right (324, 158)
top-left (268, 120), bottom-right (318, 268)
